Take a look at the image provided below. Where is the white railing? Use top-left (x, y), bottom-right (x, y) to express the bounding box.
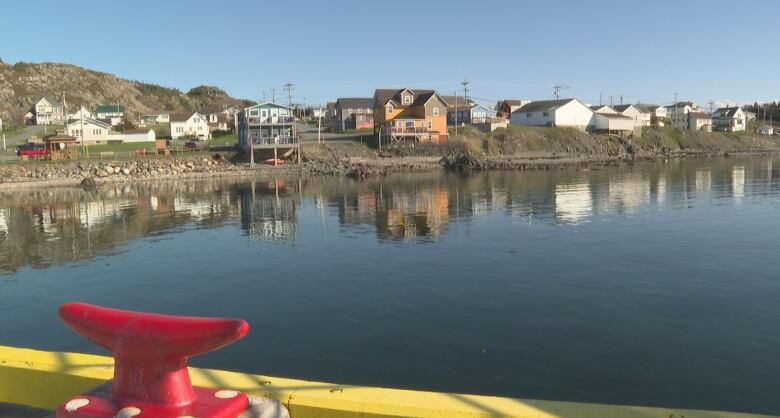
top-left (250, 136), bottom-right (297, 146)
top-left (247, 116), bottom-right (295, 125)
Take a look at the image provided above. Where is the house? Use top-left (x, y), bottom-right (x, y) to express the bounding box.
top-left (96, 105), bottom-right (125, 126)
top-left (141, 113), bottom-right (170, 125)
top-left (237, 102), bottom-right (299, 163)
top-left (590, 105), bottom-right (617, 114)
top-left (613, 104), bottom-right (651, 127)
top-left (332, 98), bottom-right (374, 132)
top-left (687, 112), bottom-right (712, 132)
top-left (636, 104), bottom-right (666, 126)
top-left (67, 107), bottom-right (94, 122)
top-left (510, 98), bottom-right (595, 131)
top-left (30, 97), bottom-right (65, 125)
top-left (758, 126), bottom-right (774, 136)
top-left (66, 118), bottom-right (111, 144)
top-left (593, 113), bottom-right (635, 136)
top-left (666, 101), bottom-right (700, 130)
top-left (445, 100), bottom-right (497, 125)
top-left (373, 88), bottom-right (449, 144)
top-left (497, 100), bottom-right (531, 119)
top-left (170, 112), bottom-right (210, 140)
top-left (712, 107), bottom-right (747, 132)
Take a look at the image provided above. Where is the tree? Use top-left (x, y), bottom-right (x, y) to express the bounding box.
top-left (116, 112), bottom-right (136, 132)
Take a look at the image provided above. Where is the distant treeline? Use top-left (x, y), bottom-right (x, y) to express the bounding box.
top-left (745, 102), bottom-right (780, 123)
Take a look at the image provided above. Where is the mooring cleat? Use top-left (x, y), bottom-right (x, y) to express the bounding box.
top-left (56, 302), bottom-right (250, 418)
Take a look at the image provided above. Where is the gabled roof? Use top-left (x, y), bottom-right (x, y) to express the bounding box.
top-left (67, 118), bottom-right (111, 129)
top-left (498, 100), bottom-right (527, 107)
top-left (374, 89), bottom-right (445, 108)
top-left (688, 112), bottom-right (711, 119)
top-left (515, 98), bottom-right (581, 113)
top-left (336, 98), bottom-right (373, 109)
top-left (170, 112), bottom-right (205, 123)
top-left (96, 104), bottom-right (125, 113)
top-left (590, 105), bottom-right (617, 113)
top-left (634, 104), bottom-right (661, 113)
top-left (38, 96), bottom-right (63, 107)
top-left (243, 102), bottom-right (293, 111)
top-left (666, 101), bottom-right (695, 109)
top-left (441, 96), bottom-right (473, 109)
top-left (612, 104), bottom-right (643, 113)
top-left (712, 107), bottom-right (743, 118)
top-left (594, 113), bottom-right (633, 120)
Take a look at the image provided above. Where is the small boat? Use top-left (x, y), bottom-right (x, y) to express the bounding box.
top-left (263, 158), bottom-right (284, 165)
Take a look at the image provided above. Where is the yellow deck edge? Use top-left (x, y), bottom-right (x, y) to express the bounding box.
top-left (0, 345), bottom-right (772, 418)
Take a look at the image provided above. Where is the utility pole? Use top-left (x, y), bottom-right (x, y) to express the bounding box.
top-left (599, 93), bottom-right (602, 106)
top-left (461, 80), bottom-right (469, 102)
top-left (271, 88), bottom-right (276, 103)
top-left (553, 83), bottom-right (570, 100)
top-left (609, 96), bottom-right (613, 107)
top-left (454, 91), bottom-right (459, 137)
top-left (284, 82), bottom-right (294, 108)
top-left (620, 95), bottom-right (624, 106)
top-left (317, 103), bottom-right (323, 144)
top-left (708, 100), bottom-right (714, 114)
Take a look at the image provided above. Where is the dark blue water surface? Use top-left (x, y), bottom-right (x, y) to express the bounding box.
top-left (1, 157), bottom-right (779, 414)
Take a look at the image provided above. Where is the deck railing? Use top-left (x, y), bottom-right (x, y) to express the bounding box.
top-left (247, 116), bottom-right (295, 125)
top-left (249, 135), bottom-right (297, 146)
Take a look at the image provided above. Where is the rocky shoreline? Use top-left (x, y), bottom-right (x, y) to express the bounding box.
top-left (0, 143), bottom-right (778, 190)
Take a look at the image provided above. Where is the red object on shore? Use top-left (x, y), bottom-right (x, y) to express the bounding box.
top-left (56, 302), bottom-right (250, 418)
top-left (264, 158), bottom-right (284, 165)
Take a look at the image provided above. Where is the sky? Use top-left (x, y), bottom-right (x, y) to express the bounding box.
top-left (1, 0), bottom-right (778, 108)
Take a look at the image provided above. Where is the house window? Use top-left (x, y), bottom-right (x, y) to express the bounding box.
top-left (403, 95), bottom-right (411, 104)
top-left (433, 107), bottom-right (439, 116)
top-left (388, 105), bottom-right (394, 113)
top-left (543, 112), bottom-right (549, 117)
top-left (526, 113), bottom-right (532, 118)
top-left (428, 120), bottom-right (433, 129)
top-left (348, 108), bottom-right (353, 114)
top-left (358, 108), bottom-right (362, 113)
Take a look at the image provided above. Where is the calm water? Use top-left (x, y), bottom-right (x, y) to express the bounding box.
top-left (1, 157), bottom-right (779, 414)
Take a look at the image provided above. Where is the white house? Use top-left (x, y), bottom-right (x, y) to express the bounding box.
top-left (614, 104), bottom-right (650, 127)
top-left (593, 113), bottom-right (634, 135)
top-left (66, 118), bottom-right (111, 144)
top-left (31, 97), bottom-right (65, 125)
top-left (511, 99), bottom-right (595, 131)
top-left (67, 107), bottom-right (94, 122)
top-left (590, 105), bottom-right (617, 114)
top-left (141, 113), bottom-right (170, 125)
top-left (712, 107), bottom-right (747, 132)
top-left (666, 102), bottom-right (700, 130)
top-left (688, 112), bottom-right (712, 132)
top-left (170, 112), bottom-right (210, 140)
top-left (636, 104), bottom-right (665, 126)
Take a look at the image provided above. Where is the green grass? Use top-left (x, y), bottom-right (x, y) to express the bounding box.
top-left (209, 133), bottom-right (237, 147)
top-left (83, 142), bottom-right (154, 154)
top-left (1, 125), bottom-right (25, 138)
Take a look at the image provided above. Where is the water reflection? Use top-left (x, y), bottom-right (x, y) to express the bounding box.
top-left (1, 156), bottom-right (779, 273)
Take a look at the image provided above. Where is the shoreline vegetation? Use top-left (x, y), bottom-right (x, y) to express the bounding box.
top-left (0, 125), bottom-right (777, 190)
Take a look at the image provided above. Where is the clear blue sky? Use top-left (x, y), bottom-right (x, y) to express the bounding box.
top-left (1, 0), bottom-right (777, 108)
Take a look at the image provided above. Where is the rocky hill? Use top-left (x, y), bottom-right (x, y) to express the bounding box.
top-left (0, 61), bottom-right (255, 123)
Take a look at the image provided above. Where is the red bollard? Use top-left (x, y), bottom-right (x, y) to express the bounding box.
top-left (56, 302), bottom-right (250, 418)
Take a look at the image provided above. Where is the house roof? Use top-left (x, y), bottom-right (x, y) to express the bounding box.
top-left (634, 104), bottom-right (661, 113)
top-left (67, 118), bottom-right (111, 129)
top-left (336, 98), bottom-right (373, 109)
top-left (498, 100), bottom-right (527, 107)
top-left (612, 104), bottom-right (642, 113)
top-left (170, 112), bottom-right (203, 122)
top-left (713, 107), bottom-right (742, 117)
top-left (590, 105), bottom-right (616, 112)
top-left (666, 101), bottom-right (695, 109)
top-left (96, 105), bottom-right (125, 113)
top-left (441, 96), bottom-right (473, 109)
top-left (688, 112), bottom-right (711, 119)
top-left (374, 89), bottom-right (445, 108)
top-left (40, 96), bottom-right (63, 107)
top-left (595, 113), bottom-right (633, 120)
top-left (515, 99), bottom-right (579, 113)
top-left (243, 102), bottom-right (293, 111)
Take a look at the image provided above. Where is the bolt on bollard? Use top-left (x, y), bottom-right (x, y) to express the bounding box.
top-left (56, 302), bottom-right (250, 418)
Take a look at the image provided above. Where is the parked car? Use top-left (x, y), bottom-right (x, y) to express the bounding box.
top-left (16, 143), bottom-right (49, 158)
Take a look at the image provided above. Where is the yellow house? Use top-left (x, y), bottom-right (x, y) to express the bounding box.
top-left (373, 88), bottom-right (449, 144)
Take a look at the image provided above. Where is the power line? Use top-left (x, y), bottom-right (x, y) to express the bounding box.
top-left (553, 83), bottom-right (570, 100)
top-left (284, 82), bottom-right (294, 108)
top-left (461, 79), bottom-right (469, 102)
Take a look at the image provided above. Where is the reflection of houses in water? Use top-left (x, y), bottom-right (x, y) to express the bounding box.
top-left (239, 180), bottom-right (299, 242)
top-left (732, 166), bottom-right (745, 202)
top-left (376, 187), bottom-right (449, 241)
top-left (555, 183), bottom-right (592, 223)
top-left (602, 174), bottom-right (650, 214)
top-left (173, 191), bottom-right (234, 221)
top-left (696, 169), bottom-right (712, 194)
top-left (0, 208), bottom-right (7, 235)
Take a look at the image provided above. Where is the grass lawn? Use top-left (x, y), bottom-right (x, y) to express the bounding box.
top-left (210, 133), bottom-right (237, 147)
top-left (1, 125), bottom-right (25, 138)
